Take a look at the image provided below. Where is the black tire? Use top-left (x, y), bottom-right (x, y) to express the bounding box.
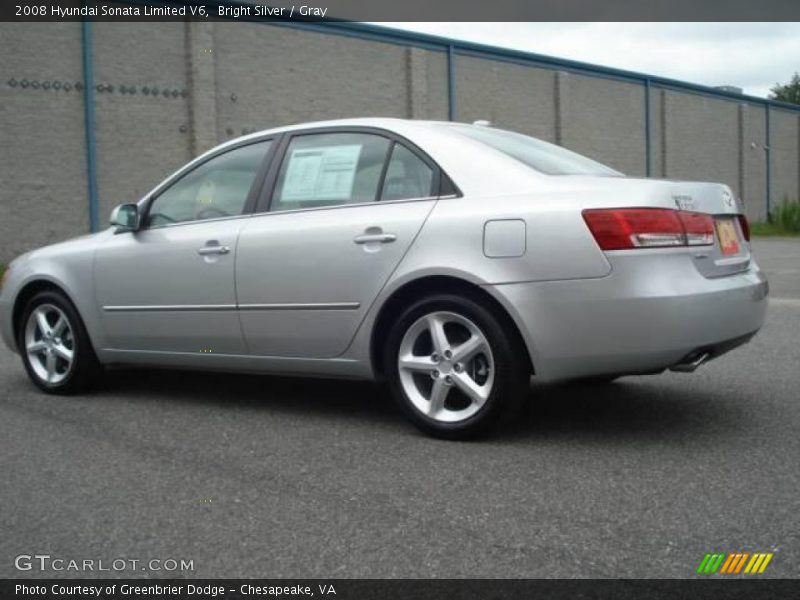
top-left (384, 293), bottom-right (530, 440)
top-left (16, 290), bottom-right (102, 394)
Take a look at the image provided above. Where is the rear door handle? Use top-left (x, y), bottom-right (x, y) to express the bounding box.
top-left (197, 244), bottom-right (230, 256)
top-left (353, 233), bottom-right (397, 245)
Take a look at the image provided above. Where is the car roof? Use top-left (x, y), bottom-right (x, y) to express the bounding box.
top-left (255, 117), bottom-right (451, 134)
top-left (188, 118), bottom-right (545, 198)
top-left (209, 117), bottom-right (455, 149)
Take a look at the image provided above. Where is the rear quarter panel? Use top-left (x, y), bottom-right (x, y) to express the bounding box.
top-left (398, 190), bottom-right (613, 285)
top-left (340, 187), bottom-right (617, 374)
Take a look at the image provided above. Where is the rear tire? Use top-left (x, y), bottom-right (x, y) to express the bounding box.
top-left (384, 293), bottom-right (530, 440)
top-left (17, 290), bottom-right (102, 394)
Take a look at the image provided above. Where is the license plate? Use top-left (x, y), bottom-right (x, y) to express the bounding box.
top-left (715, 219), bottom-right (740, 256)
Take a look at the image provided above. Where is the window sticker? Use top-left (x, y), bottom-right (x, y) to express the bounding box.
top-left (280, 144), bottom-right (362, 202)
top-left (196, 179), bottom-right (216, 205)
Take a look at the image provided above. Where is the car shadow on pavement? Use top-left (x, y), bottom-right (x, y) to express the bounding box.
top-left (503, 376), bottom-right (745, 443)
top-left (101, 366), bottom-right (399, 423)
top-left (97, 367), bottom-right (745, 443)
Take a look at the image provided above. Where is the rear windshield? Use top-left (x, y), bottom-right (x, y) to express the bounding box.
top-left (447, 124), bottom-right (622, 177)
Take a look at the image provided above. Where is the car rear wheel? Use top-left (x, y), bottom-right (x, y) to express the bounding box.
top-left (17, 291), bottom-right (102, 394)
top-left (384, 293), bottom-right (530, 439)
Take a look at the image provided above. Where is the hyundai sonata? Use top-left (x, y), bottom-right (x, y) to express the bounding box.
top-left (0, 118), bottom-right (768, 438)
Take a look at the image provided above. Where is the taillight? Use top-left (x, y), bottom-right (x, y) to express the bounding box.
top-left (678, 211), bottom-right (714, 246)
top-left (582, 208), bottom-right (714, 250)
top-left (737, 214), bottom-right (751, 242)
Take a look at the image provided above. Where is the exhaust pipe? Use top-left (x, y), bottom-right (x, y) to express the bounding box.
top-left (670, 351), bottom-right (711, 373)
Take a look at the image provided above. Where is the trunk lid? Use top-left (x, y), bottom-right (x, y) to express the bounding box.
top-left (663, 180), bottom-right (751, 278)
top-left (556, 176), bottom-right (751, 278)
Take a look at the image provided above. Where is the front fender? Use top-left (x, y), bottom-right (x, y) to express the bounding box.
top-left (0, 250), bottom-right (104, 356)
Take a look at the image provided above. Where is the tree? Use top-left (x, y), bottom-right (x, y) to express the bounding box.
top-left (769, 73), bottom-right (800, 105)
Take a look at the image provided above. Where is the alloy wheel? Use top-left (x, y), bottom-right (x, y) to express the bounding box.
top-left (397, 311), bottom-right (495, 423)
top-left (24, 303), bottom-right (75, 385)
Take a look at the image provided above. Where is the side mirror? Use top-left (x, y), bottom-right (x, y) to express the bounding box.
top-left (110, 203), bottom-right (139, 233)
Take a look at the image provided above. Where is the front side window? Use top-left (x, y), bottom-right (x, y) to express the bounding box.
top-left (146, 141), bottom-right (271, 227)
top-left (381, 143), bottom-right (435, 201)
top-left (271, 133), bottom-right (391, 212)
top-left (446, 124), bottom-right (622, 177)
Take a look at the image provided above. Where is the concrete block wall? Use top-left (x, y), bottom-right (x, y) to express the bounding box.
top-left (558, 72), bottom-right (646, 175)
top-left (455, 55), bottom-right (557, 142)
top-left (453, 52), bottom-right (786, 224)
top-left (659, 90), bottom-right (741, 195)
top-left (92, 23), bottom-right (193, 224)
top-left (0, 23), bottom-right (88, 261)
top-left (209, 22), bottom-right (450, 144)
top-left (740, 103), bottom-right (769, 222)
top-left (1, 21), bottom-right (799, 264)
top-left (770, 109), bottom-right (800, 209)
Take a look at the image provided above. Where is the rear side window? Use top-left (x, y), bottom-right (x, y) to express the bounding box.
top-left (381, 143), bottom-right (435, 201)
top-left (272, 133), bottom-right (391, 211)
top-left (448, 124), bottom-right (622, 177)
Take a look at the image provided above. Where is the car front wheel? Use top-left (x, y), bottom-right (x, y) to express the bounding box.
top-left (17, 290), bottom-right (102, 394)
top-left (385, 293), bottom-right (530, 439)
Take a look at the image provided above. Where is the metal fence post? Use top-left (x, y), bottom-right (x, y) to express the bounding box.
top-left (644, 78), bottom-right (652, 177)
top-left (81, 17), bottom-right (100, 233)
top-left (765, 103), bottom-right (772, 220)
top-left (447, 45), bottom-right (457, 121)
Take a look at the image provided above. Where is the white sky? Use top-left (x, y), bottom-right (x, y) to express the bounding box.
top-left (376, 22), bottom-right (800, 98)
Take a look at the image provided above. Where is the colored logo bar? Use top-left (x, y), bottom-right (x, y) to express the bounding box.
top-left (697, 552), bottom-right (773, 574)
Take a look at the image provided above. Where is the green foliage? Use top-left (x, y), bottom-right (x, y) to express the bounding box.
top-left (749, 222), bottom-right (800, 237)
top-left (751, 197), bottom-right (800, 236)
top-left (771, 197), bottom-right (800, 232)
top-left (769, 73), bottom-right (800, 105)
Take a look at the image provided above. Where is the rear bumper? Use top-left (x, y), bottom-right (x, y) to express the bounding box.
top-left (487, 252), bottom-right (768, 382)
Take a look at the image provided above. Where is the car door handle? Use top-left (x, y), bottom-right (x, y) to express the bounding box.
top-left (197, 245), bottom-right (230, 256)
top-left (353, 233), bottom-right (397, 245)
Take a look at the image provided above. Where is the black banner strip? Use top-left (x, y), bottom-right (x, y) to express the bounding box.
top-left (3, 579), bottom-right (800, 600)
top-left (2, 0), bottom-right (800, 22)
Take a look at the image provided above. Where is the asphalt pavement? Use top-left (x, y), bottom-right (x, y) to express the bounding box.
top-left (1, 238), bottom-right (798, 578)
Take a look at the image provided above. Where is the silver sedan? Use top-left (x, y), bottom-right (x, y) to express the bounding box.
top-left (0, 118), bottom-right (768, 438)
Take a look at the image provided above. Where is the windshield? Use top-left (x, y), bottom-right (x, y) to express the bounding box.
top-left (446, 124), bottom-right (623, 177)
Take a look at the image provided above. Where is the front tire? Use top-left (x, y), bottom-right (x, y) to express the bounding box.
top-left (17, 290), bottom-right (102, 394)
top-left (384, 293), bottom-right (530, 439)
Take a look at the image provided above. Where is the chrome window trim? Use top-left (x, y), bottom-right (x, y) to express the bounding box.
top-left (251, 194), bottom-right (445, 219)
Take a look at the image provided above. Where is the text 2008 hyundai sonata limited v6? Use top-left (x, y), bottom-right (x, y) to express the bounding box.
top-left (0, 118), bottom-right (768, 438)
